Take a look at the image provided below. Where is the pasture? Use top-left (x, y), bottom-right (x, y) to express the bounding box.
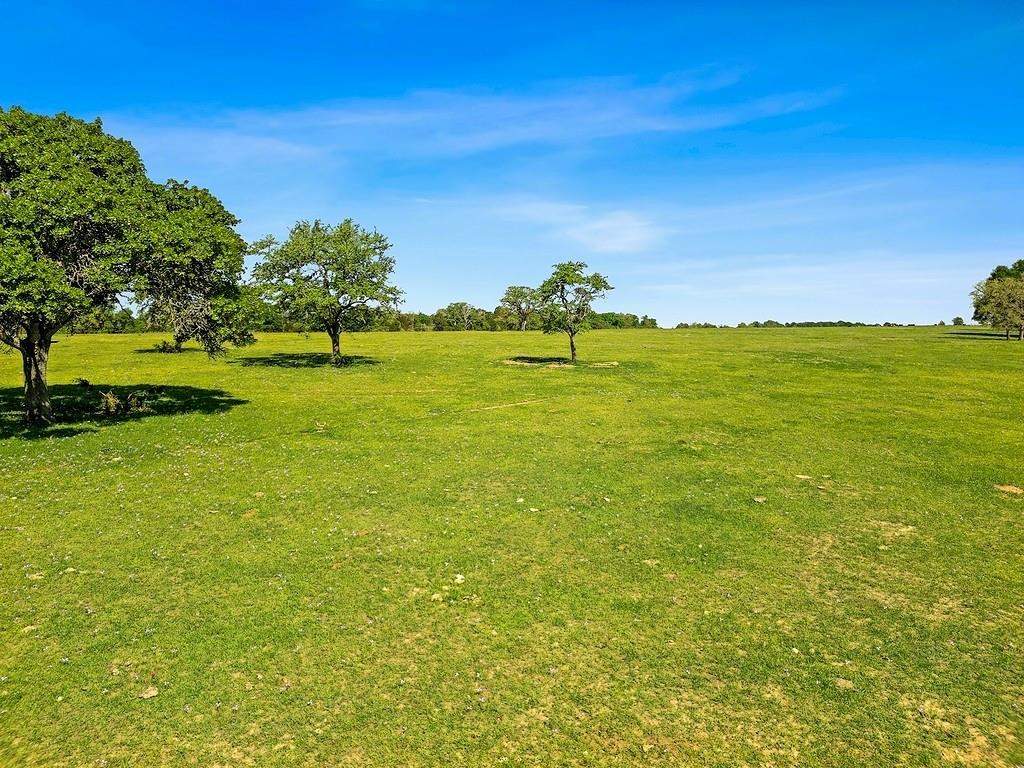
top-left (1, 328), bottom-right (1021, 766)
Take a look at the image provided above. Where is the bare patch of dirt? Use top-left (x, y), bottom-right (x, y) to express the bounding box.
top-left (871, 520), bottom-right (918, 541)
top-left (468, 399), bottom-right (550, 412)
top-left (995, 484), bottom-right (1023, 495)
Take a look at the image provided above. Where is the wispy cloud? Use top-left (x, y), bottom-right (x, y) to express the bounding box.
top-left (108, 71), bottom-right (835, 164)
top-left (488, 199), bottom-right (666, 253)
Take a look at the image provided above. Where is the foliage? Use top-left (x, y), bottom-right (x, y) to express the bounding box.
top-left (252, 219), bottom-right (402, 356)
top-left (972, 277), bottom-right (1024, 340)
top-left (67, 304), bottom-right (146, 334)
top-left (432, 301), bottom-right (485, 331)
top-left (952, 316), bottom-right (965, 326)
top-left (0, 107), bottom-right (251, 421)
top-left (987, 259), bottom-right (1024, 280)
top-left (590, 312), bottom-right (657, 329)
top-left (500, 285), bottom-right (541, 331)
top-left (135, 181), bottom-right (254, 353)
top-left (536, 261), bottom-right (612, 361)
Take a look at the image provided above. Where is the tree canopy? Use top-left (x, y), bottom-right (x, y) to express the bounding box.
top-left (0, 107), bottom-right (251, 422)
top-left (252, 219), bottom-right (402, 358)
top-left (537, 261), bottom-right (613, 361)
top-left (972, 277), bottom-right (1024, 340)
top-left (500, 285), bottom-right (541, 331)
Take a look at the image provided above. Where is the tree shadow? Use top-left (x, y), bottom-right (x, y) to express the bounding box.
top-left (0, 384), bottom-right (247, 440)
top-left (505, 355), bottom-right (574, 365)
top-left (134, 346), bottom-right (207, 354)
top-left (231, 353), bottom-right (381, 368)
top-left (945, 330), bottom-right (1016, 340)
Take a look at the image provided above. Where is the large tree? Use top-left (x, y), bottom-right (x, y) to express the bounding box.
top-left (972, 277), bottom-right (1024, 340)
top-left (252, 219), bottom-right (402, 358)
top-left (537, 261), bottom-right (612, 362)
top-left (500, 285), bottom-right (541, 331)
top-left (0, 108), bottom-right (251, 422)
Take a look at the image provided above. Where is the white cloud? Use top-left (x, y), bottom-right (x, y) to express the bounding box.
top-left (105, 72), bottom-right (835, 164)
top-left (489, 199), bottom-right (666, 253)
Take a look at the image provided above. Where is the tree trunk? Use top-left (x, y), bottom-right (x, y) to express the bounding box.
top-left (21, 335), bottom-right (53, 423)
top-left (1018, 325), bottom-right (1023, 341)
top-left (329, 328), bottom-right (341, 358)
top-left (569, 333), bottom-right (577, 363)
top-left (520, 316), bottom-right (528, 332)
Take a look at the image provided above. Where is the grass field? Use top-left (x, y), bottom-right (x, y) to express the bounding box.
top-left (1, 328), bottom-right (1022, 766)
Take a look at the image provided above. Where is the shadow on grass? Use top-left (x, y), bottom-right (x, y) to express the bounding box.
top-left (505, 355), bottom-right (574, 365)
top-left (134, 346), bottom-right (206, 354)
top-left (0, 384), bottom-right (247, 440)
top-left (945, 330), bottom-right (1017, 340)
top-left (231, 353), bottom-right (380, 368)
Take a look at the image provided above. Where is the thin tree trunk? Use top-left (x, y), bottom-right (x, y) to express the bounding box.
top-left (329, 328), bottom-right (341, 358)
top-left (569, 333), bottom-right (577, 363)
top-left (21, 335), bottom-right (53, 423)
top-left (1018, 325), bottom-right (1023, 341)
top-left (520, 316), bottom-right (528, 332)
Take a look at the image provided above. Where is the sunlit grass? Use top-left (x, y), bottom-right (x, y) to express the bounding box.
top-left (1, 328), bottom-right (1021, 766)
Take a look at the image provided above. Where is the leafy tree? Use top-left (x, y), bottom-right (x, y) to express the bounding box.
top-left (988, 260), bottom-right (1024, 280)
top-left (490, 304), bottom-right (518, 330)
top-left (537, 261), bottom-right (612, 362)
top-left (972, 277), bottom-right (1024, 340)
top-left (952, 316), bottom-right (965, 326)
top-left (432, 301), bottom-right (483, 331)
top-left (0, 107), bottom-right (251, 422)
top-left (500, 285), bottom-right (540, 331)
top-left (975, 260), bottom-right (1024, 325)
top-left (252, 219), bottom-right (402, 357)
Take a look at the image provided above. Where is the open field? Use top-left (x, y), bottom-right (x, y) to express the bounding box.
top-left (1, 328), bottom-right (1022, 766)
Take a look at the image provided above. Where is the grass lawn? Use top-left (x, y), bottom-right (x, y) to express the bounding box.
top-left (1, 327), bottom-right (1021, 766)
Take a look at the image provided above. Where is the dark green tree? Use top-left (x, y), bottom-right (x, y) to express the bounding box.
top-left (0, 108), bottom-right (251, 422)
top-left (537, 261), bottom-right (612, 362)
top-left (252, 219), bottom-right (402, 358)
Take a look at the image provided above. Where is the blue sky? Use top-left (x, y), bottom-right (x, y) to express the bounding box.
top-left (5, 1), bottom-right (1023, 325)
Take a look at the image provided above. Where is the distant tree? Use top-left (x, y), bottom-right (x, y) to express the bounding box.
top-left (952, 316), bottom-right (965, 326)
top-left (537, 261), bottom-right (612, 362)
top-left (639, 315), bottom-right (658, 328)
top-left (972, 277), bottom-right (1024, 340)
top-left (435, 301), bottom-right (483, 331)
top-left (500, 285), bottom-right (541, 331)
top-left (490, 304), bottom-right (518, 330)
top-left (252, 219), bottom-right (402, 358)
top-left (0, 107), bottom-right (252, 422)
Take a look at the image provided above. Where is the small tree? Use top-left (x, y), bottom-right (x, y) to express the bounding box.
top-left (253, 219), bottom-right (402, 358)
top-left (537, 261), bottom-right (612, 362)
top-left (500, 285), bottom-right (541, 331)
top-left (952, 316), bottom-right (965, 326)
top-left (0, 108), bottom-right (251, 422)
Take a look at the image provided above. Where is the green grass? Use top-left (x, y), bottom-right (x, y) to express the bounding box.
top-left (1, 328), bottom-right (1022, 766)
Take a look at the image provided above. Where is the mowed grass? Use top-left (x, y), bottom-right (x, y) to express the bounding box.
top-left (1, 328), bottom-right (1021, 767)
